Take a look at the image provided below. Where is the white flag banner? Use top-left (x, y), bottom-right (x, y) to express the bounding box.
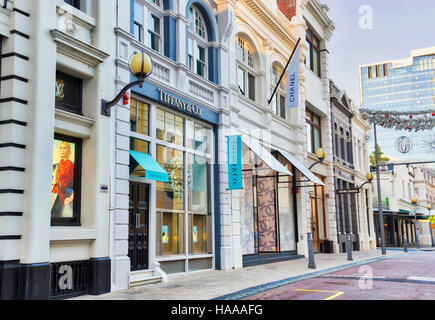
top-left (286, 43), bottom-right (300, 109)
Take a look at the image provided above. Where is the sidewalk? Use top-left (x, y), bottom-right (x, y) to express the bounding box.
top-left (74, 249), bottom-right (413, 300)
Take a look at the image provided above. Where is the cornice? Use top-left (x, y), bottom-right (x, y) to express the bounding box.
top-left (51, 29), bottom-right (109, 67)
top-left (242, 0), bottom-right (298, 46)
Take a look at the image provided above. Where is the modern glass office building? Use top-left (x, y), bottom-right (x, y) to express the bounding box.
top-left (360, 47), bottom-right (435, 162)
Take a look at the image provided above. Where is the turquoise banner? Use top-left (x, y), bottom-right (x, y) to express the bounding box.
top-left (228, 135), bottom-right (243, 190)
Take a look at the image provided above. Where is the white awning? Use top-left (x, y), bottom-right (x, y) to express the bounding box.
top-left (241, 136), bottom-right (292, 176)
top-left (277, 150), bottom-right (325, 186)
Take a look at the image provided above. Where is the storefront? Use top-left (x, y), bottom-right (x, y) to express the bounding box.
top-left (125, 82), bottom-right (220, 278)
top-left (373, 212), bottom-right (418, 247)
top-left (238, 137), bottom-right (324, 266)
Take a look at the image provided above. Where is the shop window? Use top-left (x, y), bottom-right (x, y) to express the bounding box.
top-left (51, 133), bottom-right (82, 226)
top-left (156, 211), bottom-right (185, 256)
top-left (55, 71), bottom-right (83, 115)
top-left (186, 120), bottom-right (212, 154)
top-left (130, 98), bottom-right (149, 136)
top-left (187, 154), bottom-right (210, 214)
top-left (156, 108), bottom-right (184, 146)
top-left (156, 145), bottom-right (184, 210)
top-left (130, 138), bottom-right (150, 177)
top-left (189, 213), bottom-right (212, 254)
top-left (236, 36), bottom-right (256, 101)
top-left (306, 110), bottom-right (322, 153)
top-left (305, 27), bottom-right (321, 77)
top-left (368, 66), bottom-right (373, 79)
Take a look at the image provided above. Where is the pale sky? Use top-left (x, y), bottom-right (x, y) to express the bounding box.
top-left (322, 0), bottom-right (435, 105)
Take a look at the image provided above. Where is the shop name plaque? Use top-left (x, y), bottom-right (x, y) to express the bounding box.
top-left (228, 135), bottom-right (243, 190)
top-left (158, 88), bottom-right (202, 117)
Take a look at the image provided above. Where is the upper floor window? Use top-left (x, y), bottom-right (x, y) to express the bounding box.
top-left (134, 1), bottom-right (144, 42)
top-left (305, 28), bottom-right (321, 77)
top-left (55, 71), bottom-right (83, 115)
top-left (306, 110), bottom-right (321, 154)
top-left (188, 6), bottom-right (208, 79)
top-left (189, 7), bottom-right (206, 39)
top-left (147, 12), bottom-right (161, 52)
top-left (271, 64), bottom-right (286, 119)
top-left (64, 0), bottom-right (80, 10)
top-left (236, 36), bottom-right (256, 101)
top-left (134, 1), bottom-right (163, 53)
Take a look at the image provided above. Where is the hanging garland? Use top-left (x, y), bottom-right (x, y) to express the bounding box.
top-left (360, 109), bottom-right (435, 132)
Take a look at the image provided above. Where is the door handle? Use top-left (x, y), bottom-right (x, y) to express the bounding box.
top-left (136, 213), bottom-right (140, 229)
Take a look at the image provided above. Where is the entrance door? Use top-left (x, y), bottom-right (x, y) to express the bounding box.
top-left (310, 197), bottom-right (320, 253)
top-left (128, 182), bottom-right (150, 271)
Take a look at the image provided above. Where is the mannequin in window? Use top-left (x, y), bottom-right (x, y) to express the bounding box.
top-left (51, 141), bottom-right (75, 218)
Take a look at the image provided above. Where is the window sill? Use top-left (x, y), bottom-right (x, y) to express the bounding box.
top-left (56, 0), bottom-right (96, 29)
top-left (54, 108), bottom-right (94, 139)
top-left (50, 227), bottom-right (97, 241)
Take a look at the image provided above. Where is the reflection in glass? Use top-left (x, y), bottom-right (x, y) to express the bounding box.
top-left (156, 145), bottom-right (184, 210)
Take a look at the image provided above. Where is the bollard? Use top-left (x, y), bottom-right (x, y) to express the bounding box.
top-left (307, 232), bottom-right (316, 269)
top-left (403, 234), bottom-right (408, 253)
top-left (416, 229), bottom-right (420, 249)
top-left (346, 234), bottom-right (353, 261)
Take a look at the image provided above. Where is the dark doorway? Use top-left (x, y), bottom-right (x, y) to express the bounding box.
top-left (128, 182), bottom-right (150, 271)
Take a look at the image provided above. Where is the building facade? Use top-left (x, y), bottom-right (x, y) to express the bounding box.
top-left (360, 47), bottom-right (435, 162)
top-left (111, 0), bottom-right (232, 291)
top-left (373, 165), bottom-right (422, 247)
top-left (301, 0), bottom-right (337, 254)
top-left (0, 0), bottom-right (114, 299)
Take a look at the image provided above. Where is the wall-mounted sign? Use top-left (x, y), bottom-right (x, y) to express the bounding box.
top-left (228, 135), bottom-right (243, 190)
top-left (158, 88), bottom-right (202, 117)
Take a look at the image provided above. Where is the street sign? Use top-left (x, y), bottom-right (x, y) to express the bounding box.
top-left (337, 188), bottom-right (360, 194)
top-left (429, 215), bottom-right (435, 224)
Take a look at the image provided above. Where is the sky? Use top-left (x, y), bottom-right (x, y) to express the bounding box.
top-left (321, 0), bottom-right (435, 105)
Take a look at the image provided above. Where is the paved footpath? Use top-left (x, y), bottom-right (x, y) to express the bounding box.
top-left (243, 250), bottom-right (435, 300)
top-left (74, 249), bottom-right (424, 300)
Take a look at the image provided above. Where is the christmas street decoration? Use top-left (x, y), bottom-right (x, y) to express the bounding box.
top-left (360, 109), bottom-right (435, 132)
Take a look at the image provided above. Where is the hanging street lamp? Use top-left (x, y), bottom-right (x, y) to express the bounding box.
top-left (102, 51), bottom-right (153, 116)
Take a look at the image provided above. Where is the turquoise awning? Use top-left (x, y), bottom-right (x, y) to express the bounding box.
top-left (129, 151), bottom-right (169, 182)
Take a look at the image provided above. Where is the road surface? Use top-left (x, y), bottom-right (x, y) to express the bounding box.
top-left (244, 251), bottom-right (435, 300)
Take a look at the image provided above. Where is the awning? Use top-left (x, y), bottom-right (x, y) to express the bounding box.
top-left (129, 151), bottom-right (169, 182)
top-left (277, 150), bottom-right (324, 186)
top-left (241, 136), bottom-right (292, 176)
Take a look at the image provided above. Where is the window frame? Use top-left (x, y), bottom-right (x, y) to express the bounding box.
top-left (147, 11), bottom-right (162, 52)
top-left (187, 6), bottom-right (209, 79)
top-left (64, 0), bottom-right (81, 10)
top-left (51, 133), bottom-right (83, 227)
top-left (133, 1), bottom-right (145, 43)
top-left (306, 110), bottom-right (322, 154)
top-left (236, 36), bottom-right (256, 101)
top-left (55, 71), bottom-right (83, 115)
top-left (271, 64), bottom-right (287, 119)
top-left (305, 27), bottom-right (321, 78)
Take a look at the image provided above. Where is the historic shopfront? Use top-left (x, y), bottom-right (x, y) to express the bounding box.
top-left (238, 137), bottom-right (324, 266)
top-left (125, 83), bottom-right (220, 278)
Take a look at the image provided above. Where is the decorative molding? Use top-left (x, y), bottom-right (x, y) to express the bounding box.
top-left (50, 29), bottom-right (110, 68)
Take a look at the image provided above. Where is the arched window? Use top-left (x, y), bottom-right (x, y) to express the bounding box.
top-left (271, 63), bottom-right (286, 119)
top-left (236, 36), bottom-right (256, 101)
top-left (187, 6), bottom-right (208, 78)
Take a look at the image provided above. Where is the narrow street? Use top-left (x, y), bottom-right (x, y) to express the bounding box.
top-left (244, 251), bottom-right (435, 300)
